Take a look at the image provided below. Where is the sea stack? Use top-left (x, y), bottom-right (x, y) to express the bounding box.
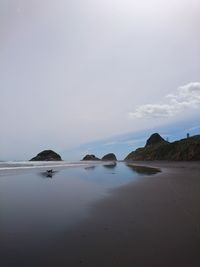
top-left (82, 154), bottom-right (100, 161)
top-left (30, 150), bottom-right (62, 161)
top-left (102, 153), bottom-right (117, 161)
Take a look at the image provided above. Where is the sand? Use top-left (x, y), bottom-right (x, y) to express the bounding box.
top-left (3, 162), bottom-right (200, 267)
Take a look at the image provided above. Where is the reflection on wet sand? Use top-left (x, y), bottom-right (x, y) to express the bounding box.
top-left (39, 170), bottom-right (59, 178)
top-left (127, 164), bottom-right (161, 175)
top-left (84, 165), bottom-right (97, 170)
top-left (1, 162), bottom-right (164, 267)
top-left (103, 162), bottom-right (117, 169)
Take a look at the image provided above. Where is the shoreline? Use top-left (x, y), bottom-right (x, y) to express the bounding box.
top-left (52, 162), bottom-right (200, 267)
top-left (2, 162), bottom-right (200, 267)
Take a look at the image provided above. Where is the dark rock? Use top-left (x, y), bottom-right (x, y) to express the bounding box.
top-left (125, 134), bottom-right (200, 161)
top-left (102, 153), bottom-right (117, 161)
top-left (82, 154), bottom-right (100, 161)
top-left (30, 150), bottom-right (62, 161)
top-left (145, 133), bottom-right (167, 147)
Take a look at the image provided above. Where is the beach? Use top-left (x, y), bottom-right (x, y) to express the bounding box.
top-left (1, 162), bottom-right (200, 267)
top-left (45, 162), bottom-right (200, 267)
top-left (1, 0), bottom-right (199, 266)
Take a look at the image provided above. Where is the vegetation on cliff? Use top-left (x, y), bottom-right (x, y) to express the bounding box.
top-left (125, 134), bottom-right (200, 161)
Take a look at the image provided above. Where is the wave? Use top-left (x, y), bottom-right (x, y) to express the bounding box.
top-left (0, 161), bottom-right (97, 171)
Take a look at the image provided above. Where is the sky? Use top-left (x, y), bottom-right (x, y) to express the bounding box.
top-left (0, 0), bottom-right (200, 160)
top-left (66, 117), bottom-right (200, 161)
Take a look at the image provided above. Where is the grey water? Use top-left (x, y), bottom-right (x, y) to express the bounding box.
top-left (0, 162), bottom-right (158, 265)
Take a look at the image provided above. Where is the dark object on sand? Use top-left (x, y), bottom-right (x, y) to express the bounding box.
top-left (125, 134), bottom-right (200, 161)
top-left (30, 150), bottom-right (62, 161)
top-left (40, 169), bottom-right (57, 178)
top-left (46, 169), bottom-right (53, 178)
top-left (82, 154), bottom-right (100, 161)
top-left (102, 153), bottom-right (117, 161)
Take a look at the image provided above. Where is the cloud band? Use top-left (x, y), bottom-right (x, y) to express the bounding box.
top-left (129, 82), bottom-right (200, 119)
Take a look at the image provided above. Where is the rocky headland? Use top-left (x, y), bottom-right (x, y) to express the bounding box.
top-left (125, 133), bottom-right (200, 161)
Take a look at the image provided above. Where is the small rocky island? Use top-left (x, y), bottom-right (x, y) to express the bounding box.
top-left (30, 150), bottom-right (62, 161)
top-left (125, 133), bottom-right (200, 161)
top-left (82, 153), bottom-right (117, 161)
top-left (82, 154), bottom-right (100, 161)
top-left (102, 153), bottom-right (117, 161)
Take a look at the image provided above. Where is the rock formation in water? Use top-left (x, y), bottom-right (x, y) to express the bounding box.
top-left (102, 153), bottom-right (117, 161)
top-left (82, 154), bottom-right (100, 161)
top-left (125, 134), bottom-right (200, 161)
top-left (30, 150), bottom-right (62, 161)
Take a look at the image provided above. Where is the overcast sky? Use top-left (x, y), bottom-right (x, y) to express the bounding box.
top-left (1, 0), bottom-right (200, 160)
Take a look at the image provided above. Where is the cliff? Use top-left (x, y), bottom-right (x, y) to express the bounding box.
top-left (125, 134), bottom-right (200, 161)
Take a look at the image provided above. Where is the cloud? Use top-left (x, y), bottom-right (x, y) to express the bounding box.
top-left (129, 82), bottom-right (200, 119)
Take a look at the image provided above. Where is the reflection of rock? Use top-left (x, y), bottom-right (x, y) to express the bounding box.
top-left (102, 153), bottom-right (117, 161)
top-left (103, 162), bottom-right (117, 169)
top-left (84, 165), bottom-right (97, 170)
top-left (82, 155), bottom-right (100, 161)
top-left (127, 164), bottom-right (160, 175)
top-left (40, 170), bottom-right (57, 178)
top-left (30, 150), bottom-right (62, 161)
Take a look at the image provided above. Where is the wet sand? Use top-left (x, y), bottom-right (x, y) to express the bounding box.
top-left (3, 162), bottom-right (200, 267)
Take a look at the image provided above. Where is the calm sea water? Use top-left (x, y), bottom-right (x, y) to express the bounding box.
top-left (0, 161), bottom-right (157, 261)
